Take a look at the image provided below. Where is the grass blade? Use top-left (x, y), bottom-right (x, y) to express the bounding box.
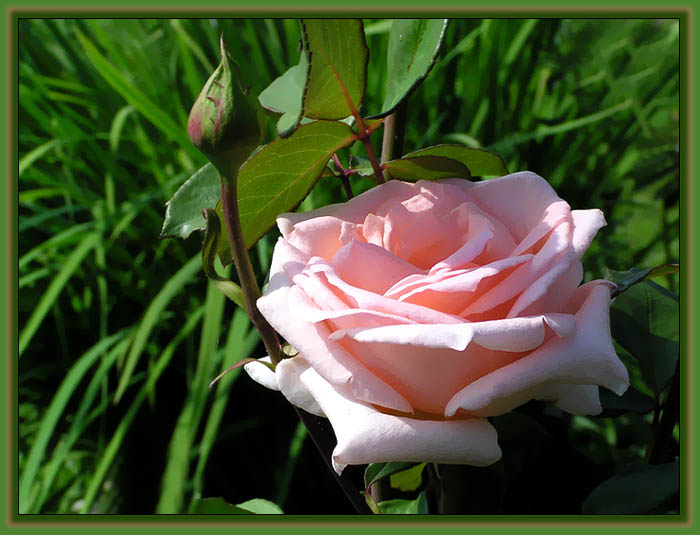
top-left (113, 255), bottom-right (202, 403)
top-left (19, 329), bottom-right (130, 513)
top-left (19, 232), bottom-right (99, 357)
top-left (79, 308), bottom-right (205, 513)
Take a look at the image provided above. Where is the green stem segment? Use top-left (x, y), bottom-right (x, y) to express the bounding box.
top-left (219, 179), bottom-right (282, 365)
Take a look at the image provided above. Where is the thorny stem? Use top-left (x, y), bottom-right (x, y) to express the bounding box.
top-left (219, 179), bottom-right (282, 365)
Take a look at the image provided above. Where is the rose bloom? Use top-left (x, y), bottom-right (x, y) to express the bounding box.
top-left (245, 172), bottom-right (629, 473)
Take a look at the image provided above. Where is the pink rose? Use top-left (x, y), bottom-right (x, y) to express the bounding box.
top-left (245, 172), bottom-right (629, 473)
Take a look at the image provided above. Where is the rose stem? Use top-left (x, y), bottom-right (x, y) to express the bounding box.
top-left (646, 359), bottom-right (680, 464)
top-left (332, 153), bottom-right (355, 199)
top-left (219, 179), bottom-right (282, 365)
top-left (293, 407), bottom-right (373, 514)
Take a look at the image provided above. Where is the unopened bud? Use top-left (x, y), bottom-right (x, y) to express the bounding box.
top-left (187, 35), bottom-right (266, 177)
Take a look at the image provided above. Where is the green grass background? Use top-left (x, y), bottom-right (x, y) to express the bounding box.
top-left (17, 18), bottom-right (679, 514)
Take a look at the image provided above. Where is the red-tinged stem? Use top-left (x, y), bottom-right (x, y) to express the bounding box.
top-left (219, 179), bottom-right (281, 365)
top-left (306, 37), bottom-right (384, 184)
top-left (332, 154), bottom-right (355, 199)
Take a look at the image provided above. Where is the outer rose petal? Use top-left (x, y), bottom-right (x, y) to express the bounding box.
top-left (259, 260), bottom-right (415, 413)
top-left (278, 358), bottom-right (502, 474)
top-left (243, 357), bottom-right (279, 392)
top-left (535, 383), bottom-right (602, 415)
top-left (445, 281), bottom-right (629, 417)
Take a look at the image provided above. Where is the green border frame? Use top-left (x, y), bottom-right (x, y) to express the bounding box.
top-left (4, 2), bottom-right (695, 533)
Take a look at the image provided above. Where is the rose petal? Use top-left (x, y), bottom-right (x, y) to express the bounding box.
top-left (306, 261), bottom-right (464, 325)
top-left (571, 209), bottom-right (607, 257)
top-left (445, 281), bottom-right (629, 417)
top-left (460, 218), bottom-right (573, 317)
top-left (535, 383), bottom-right (602, 415)
top-left (257, 272), bottom-right (414, 413)
top-left (330, 314), bottom-right (561, 353)
top-left (276, 357), bottom-right (325, 417)
top-left (282, 360), bottom-right (502, 474)
top-left (332, 240), bottom-right (422, 295)
top-left (445, 172), bottom-right (564, 242)
top-left (243, 356), bottom-right (280, 392)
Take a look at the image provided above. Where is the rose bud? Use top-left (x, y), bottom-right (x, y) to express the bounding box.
top-left (244, 173), bottom-right (630, 473)
top-left (187, 35), bottom-right (266, 177)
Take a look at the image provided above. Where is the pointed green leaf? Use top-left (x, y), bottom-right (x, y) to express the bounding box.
top-left (364, 462), bottom-right (420, 489)
top-left (236, 498), bottom-right (284, 514)
top-left (301, 19), bottom-right (368, 120)
top-left (237, 120), bottom-right (356, 247)
top-left (369, 19), bottom-right (448, 118)
top-left (582, 461), bottom-right (679, 514)
top-left (378, 491), bottom-right (429, 514)
top-left (160, 163), bottom-right (220, 239)
top-left (389, 463), bottom-right (426, 492)
top-left (403, 144), bottom-right (508, 177)
top-left (606, 264), bottom-right (679, 298)
top-left (385, 155), bottom-right (471, 181)
top-left (610, 280), bottom-right (679, 394)
top-left (191, 497), bottom-right (283, 514)
top-left (258, 55), bottom-right (309, 137)
top-left (201, 208), bottom-right (245, 309)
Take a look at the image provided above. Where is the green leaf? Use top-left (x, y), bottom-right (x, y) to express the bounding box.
top-left (200, 208), bottom-right (245, 309)
top-left (258, 56), bottom-right (309, 137)
top-left (364, 462), bottom-right (420, 489)
top-left (371, 19), bottom-right (449, 118)
top-left (582, 460), bottom-right (679, 514)
top-left (160, 163), bottom-right (220, 239)
top-left (237, 120), bottom-right (356, 248)
top-left (384, 155), bottom-right (471, 181)
top-left (389, 462), bottom-right (426, 492)
top-left (301, 19), bottom-right (368, 120)
top-left (378, 491), bottom-right (429, 514)
top-left (598, 386), bottom-right (656, 417)
top-left (610, 280), bottom-right (679, 394)
top-left (606, 264), bottom-right (679, 298)
top-left (403, 144), bottom-right (509, 177)
top-left (236, 498), bottom-right (284, 514)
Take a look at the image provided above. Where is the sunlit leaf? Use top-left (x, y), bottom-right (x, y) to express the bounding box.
top-left (402, 144), bottom-right (508, 177)
top-left (370, 19), bottom-right (449, 118)
top-left (389, 462), bottom-right (426, 492)
top-left (237, 120), bottom-right (356, 247)
top-left (378, 491), bottom-right (429, 514)
top-left (364, 462), bottom-right (419, 489)
top-left (301, 19), bottom-right (368, 120)
top-left (384, 155), bottom-right (470, 181)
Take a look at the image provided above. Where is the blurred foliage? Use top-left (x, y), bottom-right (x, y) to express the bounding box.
top-left (18, 18), bottom-right (679, 513)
